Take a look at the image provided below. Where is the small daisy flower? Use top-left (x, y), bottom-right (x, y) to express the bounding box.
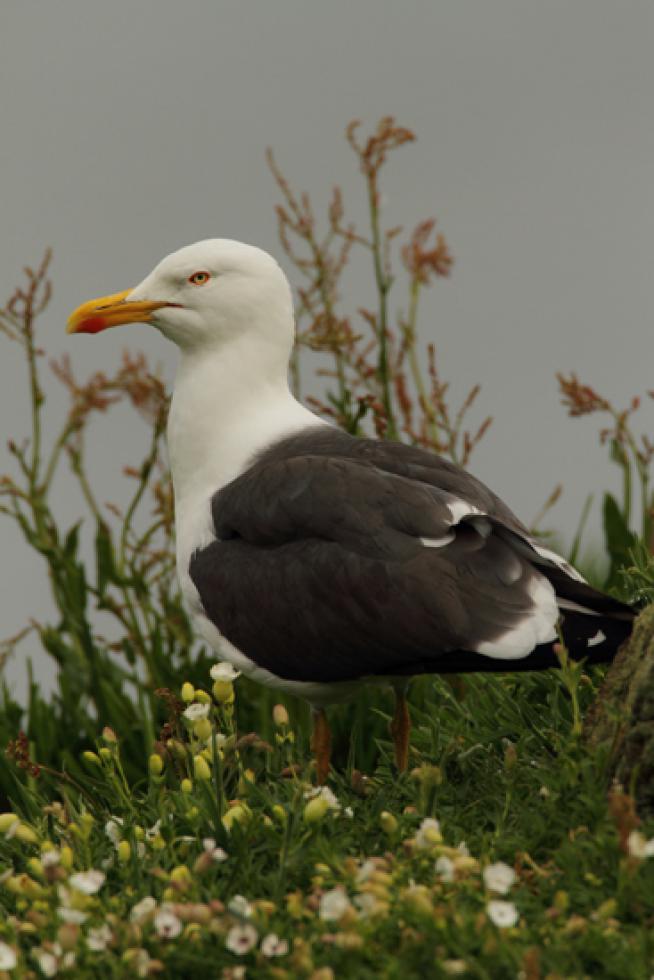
top-left (154, 905), bottom-right (183, 939)
top-left (57, 907), bottom-right (88, 924)
top-left (130, 895), bottom-right (157, 923)
top-left (145, 819), bottom-right (162, 842)
top-left (483, 861), bottom-right (517, 895)
top-left (86, 924), bottom-right (113, 952)
top-left (228, 895), bottom-right (253, 918)
top-left (486, 899), bottom-right (519, 928)
top-left (355, 859), bottom-right (376, 885)
top-left (225, 923), bottom-right (258, 955)
top-left (415, 816), bottom-right (442, 849)
top-left (210, 662), bottom-right (241, 682)
top-left (183, 702), bottom-right (210, 722)
top-left (627, 830), bottom-right (654, 859)
top-left (32, 947), bottom-right (58, 977)
top-left (0, 942), bottom-right (17, 970)
top-left (435, 855), bottom-right (455, 883)
top-left (130, 949), bottom-right (154, 977)
top-left (304, 785), bottom-right (341, 812)
top-left (442, 960), bottom-right (468, 975)
top-left (354, 892), bottom-right (380, 918)
top-left (104, 816), bottom-right (124, 846)
top-left (260, 933), bottom-right (289, 957)
top-left (203, 837), bottom-right (228, 862)
top-left (69, 869), bottom-right (105, 895)
top-left (319, 887), bottom-right (351, 921)
top-left (41, 849), bottom-right (61, 868)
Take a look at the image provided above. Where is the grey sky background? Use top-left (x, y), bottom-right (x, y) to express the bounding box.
top-left (1, 1), bottom-right (653, 699)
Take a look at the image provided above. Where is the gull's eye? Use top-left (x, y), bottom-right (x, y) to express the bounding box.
top-left (188, 271), bottom-right (211, 286)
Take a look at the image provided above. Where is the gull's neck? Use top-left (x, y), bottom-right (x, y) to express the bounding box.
top-left (167, 334), bottom-right (322, 509)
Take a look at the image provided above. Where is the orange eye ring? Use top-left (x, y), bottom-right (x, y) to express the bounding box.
top-left (188, 271), bottom-right (211, 286)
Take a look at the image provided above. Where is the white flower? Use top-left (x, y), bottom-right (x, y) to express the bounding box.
top-left (203, 837), bottom-right (228, 862)
top-left (69, 870), bottom-right (105, 895)
top-left (435, 855), bottom-right (455, 883)
top-left (483, 861), bottom-right (517, 895)
top-left (304, 785), bottom-right (341, 811)
top-left (228, 895), bottom-right (253, 918)
top-left (319, 887), bottom-right (351, 921)
top-left (183, 702), bottom-right (210, 722)
top-left (0, 942), bottom-right (17, 970)
top-left (260, 933), bottom-right (289, 957)
top-left (210, 662), bottom-right (241, 682)
top-left (131, 949), bottom-right (153, 977)
top-left (354, 892), bottom-right (380, 918)
top-left (154, 906), bottom-right (183, 939)
top-left (627, 830), bottom-right (654, 859)
top-left (86, 924), bottom-right (113, 952)
top-left (486, 899), bottom-right (519, 928)
top-left (130, 895), bottom-right (157, 923)
top-left (442, 960), bottom-right (468, 975)
top-left (457, 841), bottom-right (470, 857)
top-left (344, 806), bottom-right (354, 818)
top-left (41, 849), bottom-right (61, 868)
top-left (57, 907), bottom-right (88, 924)
top-left (415, 817), bottom-right (442, 849)
top-left (104, 817), bottom-right (123, 846)
top-left (225, 923), bottom-right (258, 955)
top-left (355, 859), bottom-right (376, 885)
top-left (145, 819), bottom-right (162, 842)
top-left (32, 947), bottom-right (58, 977)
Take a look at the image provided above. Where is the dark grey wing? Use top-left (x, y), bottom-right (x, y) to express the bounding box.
top-left (189, 451), bottom-right (572, 684)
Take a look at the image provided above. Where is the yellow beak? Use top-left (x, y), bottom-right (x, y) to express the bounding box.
top-left (66, 289), bottom-right (173, 335)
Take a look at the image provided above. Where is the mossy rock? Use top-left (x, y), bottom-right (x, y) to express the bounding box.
top-left (584, 602), bottom-right (654, 815)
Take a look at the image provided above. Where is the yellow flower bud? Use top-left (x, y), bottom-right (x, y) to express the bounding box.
top-left (193, 718), bottom-right (212, 741)
top-left (167, 739), bottom-right (186, 760)
top-left (134, 826), bottom-right (145, 841)
top-left (303, 797), bottom-right (329, 823)
top-left (181, 682), bottom-right (195, 703)
top-left (186, 806), bottom-right (199, 821)
top-left (82, 751), bottom-right (102, 767)
top-left (222, 803), bottom-right (250, 832)
top-left (99, 747), bottom-right (112, 762)
top-left (194, 689), bottom-right (211, 704)
top-left (162, 886), bottom-right (176, 902)
top-left (27, 857), bottom-right (45, 879)
top-left (60, 846), bottom-right (74, 870)
top-left (193, 756), bottom-right (212, 781)
top-left (380, 811), bottom-right (398, 834)
top-left (0, 812), bottom-right (19, 834)
top-left (170, 865), bottom-right (191, 884)
top-left (118, 840), bottom-right (131, 864)
top-left (151, 834), bottom-right (166, 851)
top-left (15, 824), bottom-right (39, 845)
top-left (181, 778), bottom-right (193, 795)
top-left (237, 769), bottom-right (255, 794)
top-left (212, 679), bottom-right (234, 704)
top-left (149, 754), bottom-right (164, 776)
top-left (272, 804), bottom-right (287, 824)
top-left (80, 813), bottom-right (94, 833)
top-left (273, 704), bottom-right (289, 727)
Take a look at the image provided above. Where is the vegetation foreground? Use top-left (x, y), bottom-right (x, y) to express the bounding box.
top-left (1, 118), bottom-right (654, 977)
top-left (1, 665), bottom-right (654, 979)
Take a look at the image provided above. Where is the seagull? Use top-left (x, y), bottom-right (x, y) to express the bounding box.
top-left (68, 239), bottom-right (634, 781)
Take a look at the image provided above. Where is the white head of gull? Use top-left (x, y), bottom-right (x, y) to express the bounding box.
top-left (68, 239), bottom-right (634, 783)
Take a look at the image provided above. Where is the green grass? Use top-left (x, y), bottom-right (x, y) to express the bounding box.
top-left (1, 664), bottom-right (653, 980)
